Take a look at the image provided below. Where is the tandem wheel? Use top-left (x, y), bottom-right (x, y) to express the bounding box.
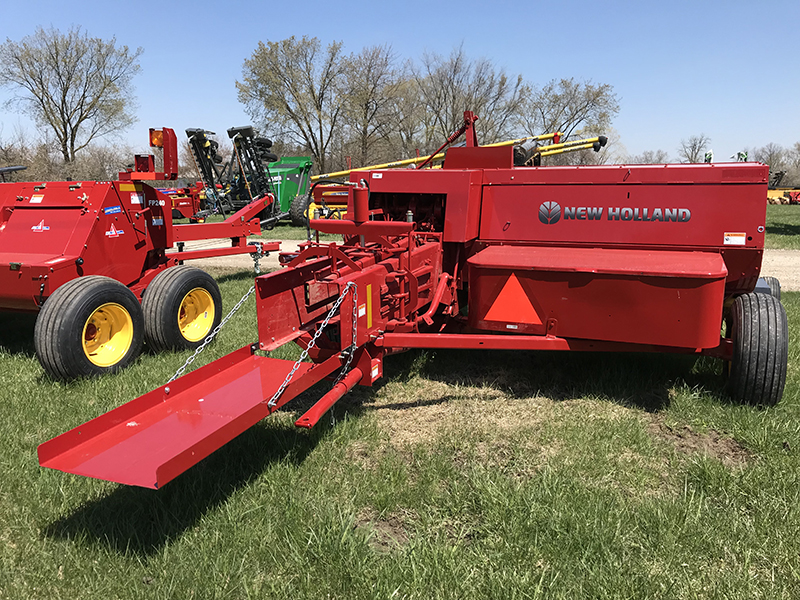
top-left (34, 276), bottom-right (144, 380)
top-left (142, 266), bottom-right (222, 353)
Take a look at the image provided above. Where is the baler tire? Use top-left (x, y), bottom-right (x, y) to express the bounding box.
top-left (727, 292), bottom-right (788, 406)
top-left (142, 266), bottom-right (222, 353)
top-left (762, 276), bottom-right (781, 301)
top-left (289, 194), bottom-right (310, 227)
top-left (34, 276), bottom-right (144, 380)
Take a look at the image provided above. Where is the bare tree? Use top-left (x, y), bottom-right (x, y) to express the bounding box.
top-left (627, 149), bottom-right (671, 164)
top-left (521, 78), bottom-right (619, 140)
top-left (237, 36), bottom-right (347, 173)
top-left (384, 74), bottom-right (425, 159)
top-left (752, 142), bottom-right (788, 172)
top-left (341, 45), bottom-right (401, 167)
top-left (0, 26), bottom-right (142, 163)
top-left (414, 46), bottom-right (529, 148)
top-left (677, 134), bottom-right (710, 163)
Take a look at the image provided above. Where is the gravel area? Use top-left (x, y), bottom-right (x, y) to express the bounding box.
top-left (760, 249), bottom-right (800, 291)
top-left (186, 242), bottom-right (799, 291)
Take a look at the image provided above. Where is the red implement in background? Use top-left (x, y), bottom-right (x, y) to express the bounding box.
top-left (0, 127), bottom-right (280, 381)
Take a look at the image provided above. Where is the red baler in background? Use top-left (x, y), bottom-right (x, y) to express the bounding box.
top-left (0, 128), bottom-right (279, 380)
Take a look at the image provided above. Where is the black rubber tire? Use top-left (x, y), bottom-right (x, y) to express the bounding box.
top-left (762, 276), bottom-right (781, 301)
top-left (289, 194), bottom-right (310, 227)
top-left (142, 266), bottom-right (222, 353)
top-left (34, 276), bottom-right (144, 380)
top-left (727, 292), bottom-right (788, 406)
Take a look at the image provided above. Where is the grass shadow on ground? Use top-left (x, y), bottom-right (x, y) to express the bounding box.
top-left (355, 348), bottom-right (728, 414)
top-left (766, 222), bottom-right (800, 237)
top-left (214, 269), bottom-right (260, 285)
top-left (0, 312), bottom-right (38, 357)
top-left (43, 421), bottom-right (324, 556)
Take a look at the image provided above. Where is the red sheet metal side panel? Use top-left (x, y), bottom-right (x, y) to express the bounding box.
top-left (443, 146), bottom-right (513, 170)
top-left (480, 181), bottom-right (766, 248)
top-left (38, 348), bottom-right (313, 489)
top-left (467, 246), bottom-right (727, 349)
top-left (358, 169), bottom-right (483, 242)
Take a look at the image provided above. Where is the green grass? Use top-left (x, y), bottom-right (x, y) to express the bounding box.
top-left (765, 205), bottom-right (800, 250)
top-left (1, 275), bottom-right (799, 598)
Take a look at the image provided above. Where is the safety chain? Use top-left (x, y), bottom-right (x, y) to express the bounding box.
top-left (167, 284), bottom-right (257, 383)
top-left (267, 281), bottom-right (357, 409)
top-left (333, 283), bottom-right (358, 387)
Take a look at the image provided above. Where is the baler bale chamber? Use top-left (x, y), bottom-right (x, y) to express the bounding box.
top-left (38, 112), bottom-right (787, 490)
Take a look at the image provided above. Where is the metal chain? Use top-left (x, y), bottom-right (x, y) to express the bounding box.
top-left (333, 285), bottom-right (358, 386)
top-left (249, 241), bottom-right (264, 274)
top-left (267, 281), bottom-right (357, 409)
top-left (167, 284), bottom-right (257, 383)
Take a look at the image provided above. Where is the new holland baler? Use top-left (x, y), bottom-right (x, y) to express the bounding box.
top-left (38, 112), bottom-right (787, 490)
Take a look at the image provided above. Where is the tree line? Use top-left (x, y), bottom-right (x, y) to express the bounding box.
top-left (628, 135), bottom-right (800, 185)
top-left (235, 37), bottom-right (620, 173)
top-left (1, 27), bottom-right (797, 186)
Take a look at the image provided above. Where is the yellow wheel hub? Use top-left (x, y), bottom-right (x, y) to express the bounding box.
top-left (82, 303), bottom-right (134, 367)
top-left (178, 287), bottom-right (215, 342)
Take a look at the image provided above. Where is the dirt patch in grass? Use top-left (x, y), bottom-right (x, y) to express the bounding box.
top-left (355, 507), bottom-right (411, 553)
top-left (366, 378), bottom-right (553, 448)
top-left (648, 417), bottom-right (751, 468)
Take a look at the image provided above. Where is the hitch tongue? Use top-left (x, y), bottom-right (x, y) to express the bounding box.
top-left (295, 367), bottom-right (363, 429)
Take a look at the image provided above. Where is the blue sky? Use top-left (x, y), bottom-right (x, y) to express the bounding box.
top-left (1, 0), bottom-right (798, 161)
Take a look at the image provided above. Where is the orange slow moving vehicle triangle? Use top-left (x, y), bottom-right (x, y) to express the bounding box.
top-left (483, 273), bottom-right (542, 324)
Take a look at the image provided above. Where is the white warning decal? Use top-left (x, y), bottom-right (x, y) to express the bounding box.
top-left (105, 224), bottom-right (124, 238)
top-left (723, 232), bottom-right (746, 246)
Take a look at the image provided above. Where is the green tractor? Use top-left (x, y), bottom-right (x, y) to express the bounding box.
top-left (185, 127), bottom-right (312, 227)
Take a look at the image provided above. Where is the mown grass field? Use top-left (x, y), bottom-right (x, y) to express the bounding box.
top-left (765, 204), bottom-right (800, 250)
top-left (1, 269), bottom-right (800, 598)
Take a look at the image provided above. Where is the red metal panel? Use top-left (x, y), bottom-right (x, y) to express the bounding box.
top-left (468, 245), bottom-right (728, 278)
top-left (443, 146), bottom-right (513, 170)
top-left (358, 169), bottom-right (483, 242)
top-left (467, 246), bottom-right (727, 349)
top-left (38, 348), bottom-right (313, 488)
top-left (480, 180), bottom-right (766, 249)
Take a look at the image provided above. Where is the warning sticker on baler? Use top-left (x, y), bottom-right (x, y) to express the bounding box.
top-left (30, 194), bottom-right (44, 204)
top-left (105, 224), bottom-right (124, 238)
top-left (484, 273), bottom-right (542, 325)
top-left (723, 232), bottom-right (746, 246)
top-left (130, 192), bottom-right (144, 205)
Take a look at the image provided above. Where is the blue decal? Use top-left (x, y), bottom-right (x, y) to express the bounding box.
top-left (104, 205), bottom-right (123, 215)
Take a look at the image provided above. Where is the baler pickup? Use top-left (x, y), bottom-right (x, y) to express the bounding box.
top-left (37, 346), bottom-right (340, 488)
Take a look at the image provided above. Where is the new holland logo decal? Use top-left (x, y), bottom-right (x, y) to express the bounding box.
top-left (538, 201), bottom-right (561, 224)
top-left (31, 220), bottom-right (50, 232)
top-left (538, 202), bottom-right (691, 224)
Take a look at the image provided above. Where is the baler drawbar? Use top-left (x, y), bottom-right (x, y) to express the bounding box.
top-left (38, 112), bottom-right (788, 489)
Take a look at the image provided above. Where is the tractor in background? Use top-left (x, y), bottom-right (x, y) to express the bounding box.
top-left (185, 126), bottom-right (313, 225)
